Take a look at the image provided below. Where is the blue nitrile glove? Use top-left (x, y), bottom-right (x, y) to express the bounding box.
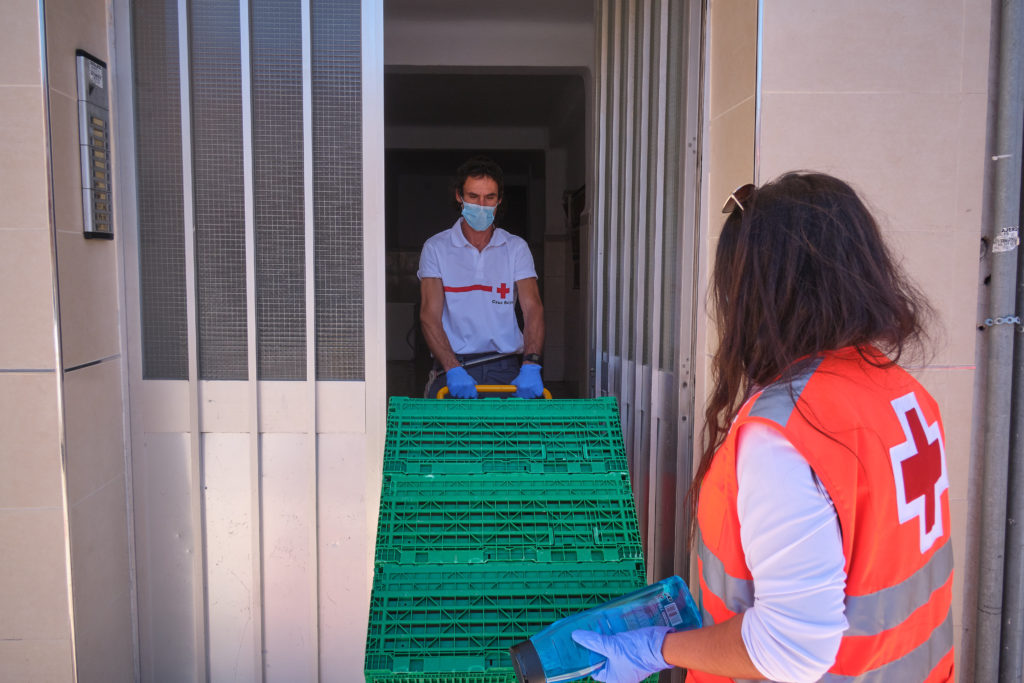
top-left (445, 365), bottom-right (478, 398)
top-left (512, 364), bottom-right (543, 398)
top-left (571, 627), bottom-right (673, 683)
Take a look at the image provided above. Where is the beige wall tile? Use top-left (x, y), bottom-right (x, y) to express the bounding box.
top-left (0, 372), bottom-right (63, 508)
top-left (942, 370), bottom-right (976, 504)
top-left (947, 234), bottom-right (982, 368)
top-left (0, 87), bottom-right (49, 231)
top-left (69, 475), bottom-right (133, 683)
top-left (56, 229), bottom-right (121, 369)
top-left (0, 638), bottom-right (74, 683)
top-left (44, 0), bottom-right (109, 100)
top-left (708, 0), bottom-right (756, 118)
top-left (708, 96), bottom-right (755, 230)
top-left (73, 588), bottom-right (134, 683)
top-left (956, 93), bottom-right (988, 228)
top-left (0, 229), bottom-right (58, 370)
top-left (70, 479), bottom-right (131, 599)
top-left (47, 90), bottom-right (83, 234)
top-left (888, 230), bottom-right (978, 367)
top-left (0, 1), bottom-right (43, 87)
top-left (759, 93), bottom-right (960, 230)
top-left (761, 0), bottom-right (963, 94)
top-left (0, 508), bottom-right (71, 640)
top-left (961, 0), bottom-right (993, 94)
top-left (64, 359), bottom-right (126, 505)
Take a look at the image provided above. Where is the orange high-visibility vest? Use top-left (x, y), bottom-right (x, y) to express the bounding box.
top-left (690, 347), bottom-right (953, 683)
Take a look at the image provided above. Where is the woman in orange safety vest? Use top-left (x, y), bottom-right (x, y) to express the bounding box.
top-left (572, 172), bottom-right (953, 682)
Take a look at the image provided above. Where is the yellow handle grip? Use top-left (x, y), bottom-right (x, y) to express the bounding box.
top-left (437, 385), bottom-right (552, 399)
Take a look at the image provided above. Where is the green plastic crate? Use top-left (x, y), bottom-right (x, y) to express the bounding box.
top-left (373, 473), bottom-right (643, 565)
top-left (384, 397), bottom-right (628, 475)
top-left (366, 675), bottom-right (513, 683)
top-left (365, 561), bottom-right (647, 682)
top-left (368, 396), bottom-right (650, 682)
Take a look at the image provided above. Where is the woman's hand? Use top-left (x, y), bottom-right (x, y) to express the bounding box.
top-left (571, 626), bottom-right (673, 683)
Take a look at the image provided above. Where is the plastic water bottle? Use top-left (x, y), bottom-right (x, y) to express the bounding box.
top-left (510, 575), bottom-right (701, 682)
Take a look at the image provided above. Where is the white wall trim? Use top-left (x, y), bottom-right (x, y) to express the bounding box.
top-left (362, 0), bottom-right (387, 595)
top-left (175, 0), bottom-right (209, 676)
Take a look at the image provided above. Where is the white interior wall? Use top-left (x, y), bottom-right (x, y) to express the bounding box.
top-left (385, 17), bottom-right (592, 68)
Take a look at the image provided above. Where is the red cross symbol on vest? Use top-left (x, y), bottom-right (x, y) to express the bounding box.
top-left (496, 282), bottom-right (511, 299)
top-left (889, 392), bottom-right (948, 554)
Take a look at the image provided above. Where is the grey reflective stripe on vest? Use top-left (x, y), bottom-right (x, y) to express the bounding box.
top-left (822, 609), bottom-right (953, 683)
top-left (697, 535), bottom-right (755, 619)
top-left (844, 541), bottom-right (954, 637)
top-left (698, 532), bottom-right (953, 639)
top-left (748, 356), bottom-right (826, 427)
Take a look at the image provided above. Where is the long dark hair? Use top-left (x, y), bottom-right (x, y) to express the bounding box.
top-left (687, 171), bottom-right (932, 534)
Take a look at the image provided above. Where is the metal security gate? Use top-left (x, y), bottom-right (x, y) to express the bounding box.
top-left (589, 0), bottom-right (703, 584)
top-left (113, 0), bottom-right (384, 679)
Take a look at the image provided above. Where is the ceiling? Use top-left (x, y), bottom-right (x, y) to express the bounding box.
top-left (382, 1), bottom-right (591, 134)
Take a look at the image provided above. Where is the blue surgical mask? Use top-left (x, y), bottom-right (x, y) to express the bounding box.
top-left (461, 201), bottom-right (496, 232)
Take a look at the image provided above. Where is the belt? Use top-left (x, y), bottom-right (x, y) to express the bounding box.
top-left (456, 352), bottom-right (519, 368)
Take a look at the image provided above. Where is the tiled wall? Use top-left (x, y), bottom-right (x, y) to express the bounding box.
top-left (757, 0), bottom-right (988, 665)
top-left (695, 0), bottom-right (758, 438)
top-left (700, 0), bottom-right (990, 674)
top-left (50, 0), bottom-right (135, 679)
top-left (0, 1), bottom-right (74, 681)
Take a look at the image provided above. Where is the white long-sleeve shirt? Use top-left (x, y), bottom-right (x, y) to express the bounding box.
top-left (735, 422), bottom-right (849, 682)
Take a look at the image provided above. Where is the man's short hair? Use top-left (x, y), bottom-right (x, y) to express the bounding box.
top-left (454, 156), bottom-right (504, 199)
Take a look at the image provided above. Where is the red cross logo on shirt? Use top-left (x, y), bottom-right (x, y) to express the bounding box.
top-left (496, 282), bottom-right (511, 299)
top-left (889, 392), bottom-right (948, 553)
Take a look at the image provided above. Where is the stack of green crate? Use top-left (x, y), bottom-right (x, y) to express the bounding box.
top-left (365, 397), bottom-right (648, 683)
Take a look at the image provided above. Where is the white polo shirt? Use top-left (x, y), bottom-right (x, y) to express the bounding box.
top-left (417, 219), bottom-right (538, 355)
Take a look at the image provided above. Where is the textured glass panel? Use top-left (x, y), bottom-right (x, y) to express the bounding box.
top-left (253, 0), bottom-right (305, 380)
top-left (191, 0), bottom-right (248, 380)
top-left (643, 2), bottom-right (664, 368)
top-left (132, 0), bottom-right (187, 379)
top-left (599, 2), bottom-right (614, 383)
top-left (613, 0), bottom-right (628, 369)
top-left (312, 0), bottom-right (364, 380)
top-left (627, 1), bottom-right (641, 364)
top-left (659, 0), bottom-right (685, 371)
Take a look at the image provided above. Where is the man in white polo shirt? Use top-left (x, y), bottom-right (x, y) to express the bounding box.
top-left (418, 157), bottom-right (545, 399)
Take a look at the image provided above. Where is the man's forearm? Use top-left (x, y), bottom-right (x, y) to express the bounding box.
top-left (522, 312), bottom-right (545, 361)
top-left (420, 316), bottom-right (460, 371)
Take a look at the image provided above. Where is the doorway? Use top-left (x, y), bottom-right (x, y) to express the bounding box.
top-left (382, 71), bottom-right (589, 399)
top-left (111, 0), bottom-right (703, 677)
top-left (382, 0), bottom-right (705, 585)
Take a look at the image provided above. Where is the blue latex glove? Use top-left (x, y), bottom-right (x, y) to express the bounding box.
top-left (445, 365), bottom-right (478, 398)
top-left (511, 363), bottom-right (543, 398)
top-left (571, 627), bottom-right (673, 683)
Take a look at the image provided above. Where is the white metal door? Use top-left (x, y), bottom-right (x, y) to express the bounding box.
top-left (113, 0), bottom-right (384, 680)
top-left (589, 0), bottom-right (703, 583)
